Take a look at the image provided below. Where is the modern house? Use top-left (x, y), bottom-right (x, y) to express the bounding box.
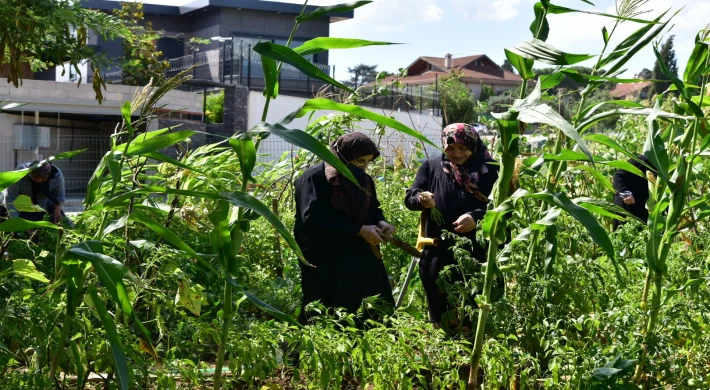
top-left (380, 54), bottom-right (523, 100)
top-left (1, 0), bottom-right (352, 209)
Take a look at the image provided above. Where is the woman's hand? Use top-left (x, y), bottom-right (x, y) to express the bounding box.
top-left (623, 194), bottom-right (636, 205)
top-left (359, 225), bottom-right (385, 246)
top-left (453, 214), bottom-right (476, 233)
top-left (418, 192), bottom-right (436, 209)
top-left (377, 221), bottom-right (396, 236)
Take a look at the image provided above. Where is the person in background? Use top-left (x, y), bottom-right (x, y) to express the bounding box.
top-left (293, 132), bottom-right (396, 325)
top-left (404, 123), bottom-right (499, 328)
top-left (612, 155), bottom-right (656, 230)
top-left (3, 162), bottom-right (69, 225)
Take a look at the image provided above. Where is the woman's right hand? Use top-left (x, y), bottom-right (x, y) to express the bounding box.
top-left (418, 192), bottom-right (436, 209)
top-left (359, 225), bottom-right (385, 246)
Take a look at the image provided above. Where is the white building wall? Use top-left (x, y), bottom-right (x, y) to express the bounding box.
top-left (247, 92), bottom-right (443, 165)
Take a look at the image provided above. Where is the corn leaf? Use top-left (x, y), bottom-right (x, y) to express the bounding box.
top-left (115, 130), bottom-right (196, 157)
top-left (504, 49), bottom-right (535, 79)
top-left (0, 218), bottom-right (60, 232)
top-left (653, 44), bottom-right (704, 117)
top-left (296, 1), bottom-right (371, 23)
top-left (684, 30), bottom-right (710, 84)
top-left (224, 275), bottom-right (301, 327)
top-left (600, 11), bottom-right (672, 75)
top-left (87, 287), bottom-right (129, 390)
top-left (230, 134), bottom-right (257, 182)
top-left (253, 42), bottom-right (352, 92)
top-left (507, 39), bottom-right (594, 66)
top-left (262, 54), bottom-right (279, 100)
top-left (293, 37), bottom-right (396, 56)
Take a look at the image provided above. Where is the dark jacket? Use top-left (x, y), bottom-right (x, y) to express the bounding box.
top-left (404, 155), bottom-right (499, 323)
top-left (294, 163), bottom-right (393, 322)
top-left (612, 155), bottom-right (655, 228)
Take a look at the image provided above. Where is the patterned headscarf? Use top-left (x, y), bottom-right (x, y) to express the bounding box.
top-left (324, 132), bottom-right (380, 224)
top-left (441, 123), bottom-right (490, 203)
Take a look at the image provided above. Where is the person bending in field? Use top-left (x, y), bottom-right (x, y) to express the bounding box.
top-left (3, 161), bottom-right (71, 226)
top-left (294, 132), bottom-right (396, 325)
top-left (612, 155), bottom-right (656, 230)
top-left (404, 123), bottom-right (499, 328)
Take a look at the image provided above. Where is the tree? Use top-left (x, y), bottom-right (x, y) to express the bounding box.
top-left (115, 2), bottom-right (170, 86)
top-left (0, 0), bottom-right (128, 102)
top-left (502, 59), bottom-right (515, 74)
top-left (638, 68), bottom-right (653, 80)
top-left (479, 84), bottom-right (494, 102)
top-left (346, 63), bottom-right (378, 89)
top-left (437, 71), bottom-right (477, 126)
top-left (651, 35), bottom-right (678, 95)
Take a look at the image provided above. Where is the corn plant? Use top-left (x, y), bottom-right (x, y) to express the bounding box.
top-left (466, 0), bottom-right (693, 387)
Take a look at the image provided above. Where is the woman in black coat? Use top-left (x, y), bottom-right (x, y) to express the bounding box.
top-left (612, 155), bottom-right (656, 230)
top-left (294, 132), bottom-right (396, 325)
top-left (404, 123), bottom-right (499, 326)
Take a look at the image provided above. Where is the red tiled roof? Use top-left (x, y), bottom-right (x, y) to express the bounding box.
top-left (610, 81), bottom-right (651, 98)
top-left (420, 55), bottom-right (484, 70)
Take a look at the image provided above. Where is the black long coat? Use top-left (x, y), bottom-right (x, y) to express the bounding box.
top-left (404, 155), bottom-right (499, 323)
top-left (612, 156), bottom-right (654, 229)
top-left (294, 163), bottom-right (394, 323)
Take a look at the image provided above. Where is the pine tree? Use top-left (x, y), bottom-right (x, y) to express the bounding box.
top-left (346, 64), bottom-right (378, 89)
top-left (502, 59), bottom-right (516, 74)
top-left (651, 35), bottom-right (678, 95)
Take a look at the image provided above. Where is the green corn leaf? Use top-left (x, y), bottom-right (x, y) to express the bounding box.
top-left (293, 37), bottom-right (396, 56)
top-left (84, 151), bottom-right (111, 208)
top-left (498, 208), bottom-right (561, 264)
top-left (576, 108), bottom-right (693, 134)
top-left (249, 122), bottom-right (360, 186)
top-left (684, 30), bottom-right (710, 84)
top-left (13, 259), bottom-right (50, 283)
top-left (281, 98), bottom-right (438, 148)
top-left (653, 44), bottom-right (704, 117)
top-left (296, 1), bottom-right (372, 23)
top-left (573, 165), bottom-right (615, 195)
top-left (102, 216), bottom-right (128, 239)
top-left (507, 39), bottom-right (594, 66)
top-left (0, 218), bottom-right (61, 232)
top-left (584, 134), bottom-right (654, 170)
top-left (516, 100), bottom-right (595, 164)
top-left (262, 53), bottom-right (279, 100)
top-left (546, 3), bottom-right (661, 24)
top-left (0, 150), bottom-right (87, 192)
top-left (131, 211), bottom-right (215, 273)
top-left (121, 101), bottom-right (134, 138)
top-left (601, 160), bottom-right (645, 179)
top-left (208, 200), bottom-right (235, 272)
top-left (643, 104), bottom-right (672, 186)
top-left (143, 152), bottom-right (206, 175)
top-left (579, 100), bottom-right (645, 121)
top-left (574, 197), bottom-right (639, 222)
top-left (540, 71), bottom-right (566, 90)
top-left (600, 11), bottom-right (673, 75)
top-left (115, 130), bottom-right (196, 157)
top-left (530, 2), bottom-right (551, 41)
top-left (230, 134), bottom-right (257, 182)
top-left (543, 149), bottom-right (601, 162)
top-left (223, 192), bottom-right (308, 265)
top-left (512, 189), bottom-right (620, 281)
top-left (504, 49), bottom-right (535, 79)
top-left (69, 340), bottom-right (86, 387)
top-left (253, 42), bottom-right (352, 92)
top-left (602, 26), bottom-right (610, 45)
top-left (87, 287), bottom-right (129, 390)
top-left (224, 275), bottom-right (301, 327)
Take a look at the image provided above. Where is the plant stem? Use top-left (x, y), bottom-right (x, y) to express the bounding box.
top-left (48, 306), bottom-right (75, 380)
top-left (213, 283), bottom-right (233, 390)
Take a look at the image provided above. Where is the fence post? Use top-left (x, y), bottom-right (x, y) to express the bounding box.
top-left (239, 41), bottom-right (244, 85)
top-left (229, 40), bottom-right (234, 84)
top-left (221, 43), bottom-right (225, 84)
top-left (247, 44), bottom-right (252, 90)
top-left (420, 86), bottom-right (423, 114)
top-left (192, 52), bottom-right (197, 92)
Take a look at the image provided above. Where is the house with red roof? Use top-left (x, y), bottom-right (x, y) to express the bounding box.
top-left (380, 53), bottom-right (523, 100)
top-left (610, 81), bottom-right (651, 100)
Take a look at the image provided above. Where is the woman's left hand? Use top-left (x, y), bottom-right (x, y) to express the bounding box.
top-left (377, 221), bottom-right (396, 236)
top-left (453, 214), bottom-right (476, 233)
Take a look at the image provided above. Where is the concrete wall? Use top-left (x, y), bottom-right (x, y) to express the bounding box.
top-left (247, 92), bottom-right (443, 165)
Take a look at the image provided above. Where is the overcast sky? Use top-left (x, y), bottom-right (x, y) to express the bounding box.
top-left (127, 0), bottom-right (709, 81)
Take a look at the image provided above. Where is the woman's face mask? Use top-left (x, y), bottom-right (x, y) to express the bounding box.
top-left (348, 154), bottom-right (375, 170)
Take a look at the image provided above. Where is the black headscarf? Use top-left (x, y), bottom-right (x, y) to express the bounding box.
top-left (324, 132), bottom-right (380, 224)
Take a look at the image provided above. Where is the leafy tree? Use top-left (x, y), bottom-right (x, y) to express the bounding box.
top-left (0, 0), bottom-right (128, 102)
top-left (115, 2), bottom-right (170, 86)
top-left (502, 59), bottom-right (515, 74)
top-left (638, 68), bottom-right (653, 80)
top-left (437, 71), bottom-right (477, 126)
top-left (346, 63), bottom-right (378, 88)
top-left (205, 90), bottom-right (224, 124)
top-left (479, 84), bottom-right (494, 102)
top-left (651, 35), bottom-right (678, 95)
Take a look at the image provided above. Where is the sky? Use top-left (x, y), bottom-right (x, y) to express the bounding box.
top-left (127, 0), bottom-right (710, 81)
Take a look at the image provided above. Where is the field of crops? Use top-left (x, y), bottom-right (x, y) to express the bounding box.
top-left (1, 0), bottom-right (710, 389)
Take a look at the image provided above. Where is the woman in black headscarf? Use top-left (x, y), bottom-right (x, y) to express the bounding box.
top-left (612, 155), bottom-right (656, 230)
top-left (294, 132), bottom-right (396, 324)
top-left (404, 123), bottom-right (499, 326)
